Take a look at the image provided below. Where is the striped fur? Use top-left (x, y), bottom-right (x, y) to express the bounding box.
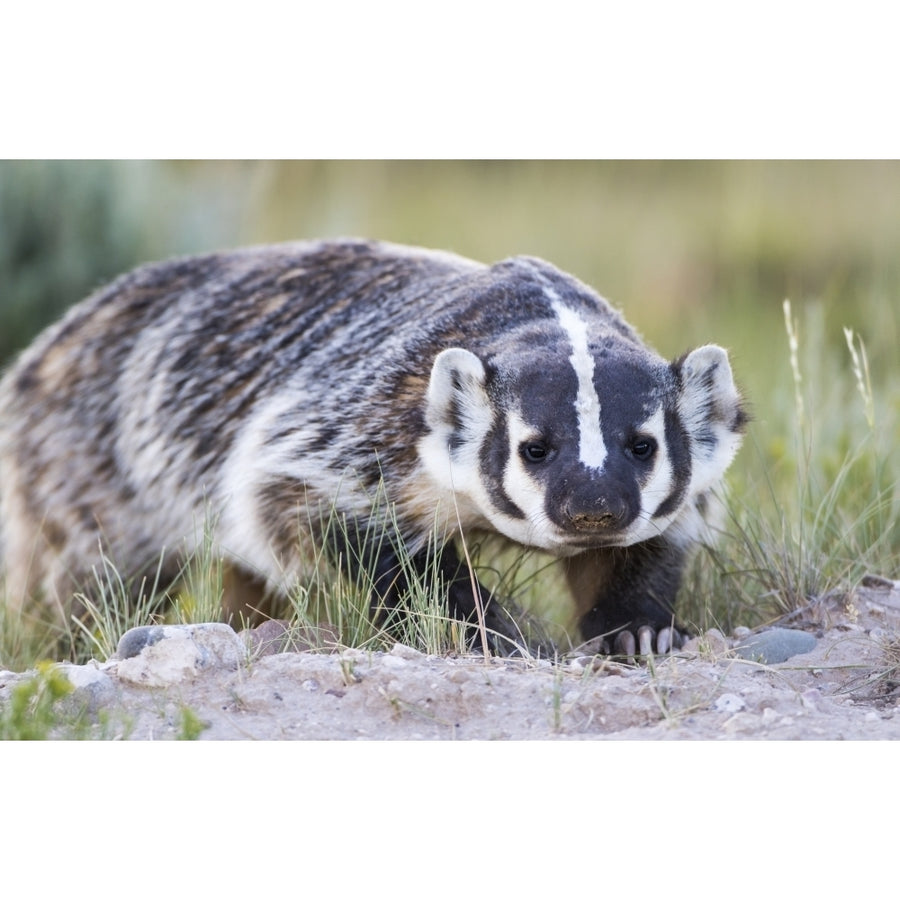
top-left (0, 239), bottom-right (746, 651)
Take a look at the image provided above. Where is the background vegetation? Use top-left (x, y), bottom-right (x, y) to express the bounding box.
top-left (1, 160), bottom-right (898, 663)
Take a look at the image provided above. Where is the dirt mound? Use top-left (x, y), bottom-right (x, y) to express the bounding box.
top-left (3, 578), bottom-right (899, 740)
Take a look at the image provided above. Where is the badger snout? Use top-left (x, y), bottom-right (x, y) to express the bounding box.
top-left (565, 497), bottom-right (631, 532)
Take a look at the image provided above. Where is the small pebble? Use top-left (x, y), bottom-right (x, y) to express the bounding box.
top-left (801, 689), bottom-right (821, 710)
top-left (390, 643), bottom-right (425, 660)
top-left (54, 662), bottom-right (117, 713)
top-left (242, 619), bottom-right (293, 657)
top-left (713, 693), bottom-right (746, 713)
top-left (733, 627), bottom-right (817, 664)
top-left (861, 574), bottom-right (898, 590)
top-left (684, 628), bottom-right (729, 656)
top-left (382, 655), bottom-right (408, 669)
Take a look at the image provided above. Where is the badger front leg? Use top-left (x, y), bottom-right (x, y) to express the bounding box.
top-left (438, 540), bottom-right (550, 655)
top-left (333, 526), bottom-right (533, 655)
top-left (566, 537), bottom-right (690, 656)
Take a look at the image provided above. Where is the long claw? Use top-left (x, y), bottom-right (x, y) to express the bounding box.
top-left (638, 625), bottom-right (654, 656)
top-left (614, 630), bottom-right (636, 657)
top-left (656, 627), bottom-right (672, 655)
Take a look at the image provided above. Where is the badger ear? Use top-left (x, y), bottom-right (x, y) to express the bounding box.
top-left (677, 345), bottom-right (747, 486)
top-left (425, 348), bottom-right (491, 435)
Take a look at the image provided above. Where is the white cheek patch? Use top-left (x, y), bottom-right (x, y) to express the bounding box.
top-left (418, 390), bottom-right (539, 547)
top-left (418, 411), bottom-right (561, 551)
top-left (417, 410), bottom-right (490, 505)
top-left (621, 406), bottom-right (679, 544)
top-left (688, 427), bottom-right (743, 498)
top-left (550, 300), bottom-right (608, 471)
top-left (499, 409), bottom-right (563, 549)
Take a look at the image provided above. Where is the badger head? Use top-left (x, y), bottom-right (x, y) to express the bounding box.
top-left (418, 302), bottom-right (746, 554)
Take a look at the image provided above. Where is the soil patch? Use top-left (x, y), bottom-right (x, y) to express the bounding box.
top-left (3, 577), bottom-right (899, 740)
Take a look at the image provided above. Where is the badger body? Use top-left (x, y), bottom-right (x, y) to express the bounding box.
top-left (0, 239), bottom-right (746, 653)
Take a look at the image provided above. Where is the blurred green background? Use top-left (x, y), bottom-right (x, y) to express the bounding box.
top-left (1, 160), bottom-right (898, 621)
top-left (3, 159), bottom-right (898, 377)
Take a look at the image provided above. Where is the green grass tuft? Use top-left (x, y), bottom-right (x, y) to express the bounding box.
top-left (0, 662), bottom-right (76, 740)
top-left (69, 547), bottom-right (173, 663)
top-left (176, 706), bottom-right (208, 740)
top-left (680, 297), bottom-right (899, 633)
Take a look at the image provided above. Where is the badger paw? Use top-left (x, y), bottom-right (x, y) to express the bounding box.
top-left (572, 625), bottom-right (686, 659)
top-left (614, 625), bottom-right (685, 657)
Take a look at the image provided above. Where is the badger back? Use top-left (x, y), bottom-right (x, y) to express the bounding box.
top-left (0, 242), bottom-right (490, 565)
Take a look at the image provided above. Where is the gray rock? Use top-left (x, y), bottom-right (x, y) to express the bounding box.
top-left (54, 661), bottom-right (118, 713)
top-left (114, 623), bottom-right (244, 687)
top-left (734, 627), bottom-right (817, 664)
top-left (116, 625), bottom-right (169, 660)
top-left (390, 643), bottom-right (425, 660)
top-left (682, 627), bottom-right (729, 656)
top-left (241, 619), bottom-right (293, 658)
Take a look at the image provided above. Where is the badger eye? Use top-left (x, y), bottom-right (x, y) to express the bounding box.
top-left (630, 437), bottom-right (657, 461)
top-left (520, 441), bottom-right (550, 463)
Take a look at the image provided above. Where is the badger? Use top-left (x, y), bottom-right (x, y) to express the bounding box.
top-left (0, 239), bottom-right (746, 655)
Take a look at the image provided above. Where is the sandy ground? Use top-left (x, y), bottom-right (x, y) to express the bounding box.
top-left (7, 575), bottom-right (897, 740)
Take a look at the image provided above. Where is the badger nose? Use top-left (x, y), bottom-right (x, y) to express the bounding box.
top-left (568, 499), bottom-right (628, 531)
top-left (571, 512), bottom-right (619, 530)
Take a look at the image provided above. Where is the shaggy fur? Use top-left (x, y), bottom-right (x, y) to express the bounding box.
top-left (0, 239), bottom-right (746, 652)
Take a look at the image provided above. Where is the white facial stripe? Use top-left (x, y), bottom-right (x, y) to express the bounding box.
top-left (551, 300), bottom-right (607, 471)
top-left (621, 406), bottom-right (678, 544)
top-left (419, 407), bottom-right (570, 553)
top-left (502, 409), bottom-right (555, 540)
top-left (498, 408), bottom-right (594, 553)
top-left (638, 406), bottom-right (674, 514)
